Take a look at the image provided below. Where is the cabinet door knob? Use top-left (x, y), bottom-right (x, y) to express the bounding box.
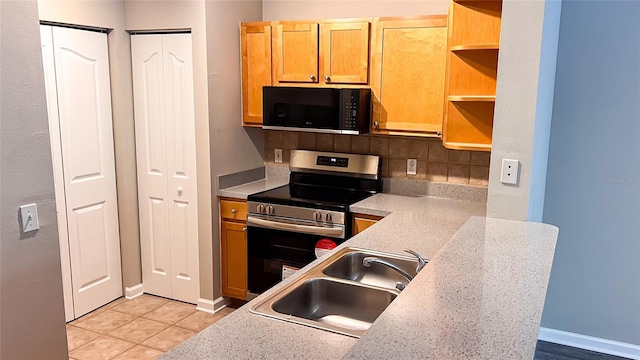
top-left (373, 121), bottom-right (379, 127)
top-left (324, 75), bottom-right (331, 82)
top-left (177, 186), bottom-right (183, 195)
top-left (309, 74), bottom-right (316, 81)
top-left (242, 227), bottom-right (247, 232)
top-left (231, 208), bottom-right (237, 214)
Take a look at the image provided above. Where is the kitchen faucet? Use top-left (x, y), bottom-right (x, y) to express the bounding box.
top-left (362, 248), bottom-right (428, 291)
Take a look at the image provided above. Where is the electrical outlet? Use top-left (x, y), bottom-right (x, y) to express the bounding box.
top-left (407, 159), bottom-right (417, 175)
top-left (275, 148), bottom-right (283, 163)
top-left (19, 203), bottom-right (39, 233)
top-left (500, 159), bottom-right (519, 185)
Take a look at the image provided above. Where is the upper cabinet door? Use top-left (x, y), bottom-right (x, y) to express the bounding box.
top-left (241, 22), bottom-right (272, 126)
top-left (273, 22), bottom-right (319, 84)
top-left (371, 16), bottom-right (448, 135)
top-left (320, 21), bottom-right (370, 85)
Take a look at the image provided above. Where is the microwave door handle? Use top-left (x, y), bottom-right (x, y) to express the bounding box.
top-left (247, 216), bottom-right (343, 237)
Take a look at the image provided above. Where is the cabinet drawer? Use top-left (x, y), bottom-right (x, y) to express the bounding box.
top-left (220, 199), bottom-right (248, 221)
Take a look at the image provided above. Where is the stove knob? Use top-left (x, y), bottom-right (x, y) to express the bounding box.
top-left (266, 205), bottom-right (274, 215)
top-left (256, 204), bottom-right (265, 213)
top-left (323, 212), bottom-right (332, 222)
top-left (313, 211), bottom-right (322, 221)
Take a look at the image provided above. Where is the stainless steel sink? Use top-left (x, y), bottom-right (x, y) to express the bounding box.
top-left (322, 250), bottom-right (418, 290)
top-left (272, 278), bottom-right (397, 334)
top-left (249, 247), bottom-right (419, 338)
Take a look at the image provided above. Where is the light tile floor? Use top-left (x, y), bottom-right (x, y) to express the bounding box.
top-left (66, 294), bottom-right (236, 360)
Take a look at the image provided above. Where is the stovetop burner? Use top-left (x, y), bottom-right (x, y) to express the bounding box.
top-left (248, 184), bottom-right (374, 212)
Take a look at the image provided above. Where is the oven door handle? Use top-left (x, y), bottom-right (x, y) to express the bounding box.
top-left (247, 216), bottom-right (344, 238)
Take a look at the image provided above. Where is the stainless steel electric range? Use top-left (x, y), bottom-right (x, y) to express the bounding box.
top-left (246, 150), bottom-right (382, 297)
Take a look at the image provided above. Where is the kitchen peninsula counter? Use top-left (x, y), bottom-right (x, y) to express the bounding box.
top-left (161, 194), bottom-right (558, 359)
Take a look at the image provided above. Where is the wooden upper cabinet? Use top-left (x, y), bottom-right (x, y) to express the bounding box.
top-left (273, 22), bottom-right (319, 84)
top-left (319, 21), bottom-right (370, 85)
top-left (241, 22), bottom-right (272, 126)
top-left (371, 16), bottom-right (448, 136)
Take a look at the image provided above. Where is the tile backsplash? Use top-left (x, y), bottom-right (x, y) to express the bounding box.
top-left (264, 131), bottom-right (490, 187)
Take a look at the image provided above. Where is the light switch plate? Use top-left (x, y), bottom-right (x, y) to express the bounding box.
top-left (275, 149), bottom-right (283, 163)
top-left (19, 203), bottom-right (39, 233)
top-left (407, 159), bottom-right (417, 175)
top-left (500, 159), bottom-right (519, 185)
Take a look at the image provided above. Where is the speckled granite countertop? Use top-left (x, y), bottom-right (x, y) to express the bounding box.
top-left (217, 178), bottom-right (288, 199)
top-left (161, 195), bottom-right (558, 360)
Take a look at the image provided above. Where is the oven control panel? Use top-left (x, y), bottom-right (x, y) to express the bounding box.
top-left (248, 201), bottom-right (345, 226)
top-left (316, 156), bottom-right (349, 168)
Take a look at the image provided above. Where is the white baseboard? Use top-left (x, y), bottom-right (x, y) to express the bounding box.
top-left (196, 297), bottom-right (231, 314)
top-left (124, 284), bottom-right (144, 300)
top-left (539, 327), bottom-right (640, 359)
top-left (196, 298), bottom-right (215, 314)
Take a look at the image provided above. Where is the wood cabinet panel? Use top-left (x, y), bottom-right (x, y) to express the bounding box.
top-left (352, 213), bottom-right (385, 236)
top-left (221, 221), bottom-right (247, 299)
top-left (241, 22), bottom-right (272, 126)
top-left (371, 16), bottom-right (447, 136)
top-left (320, 21), bottom-right (370, 84)
top-left (273, 22), bottom-right (319, 84)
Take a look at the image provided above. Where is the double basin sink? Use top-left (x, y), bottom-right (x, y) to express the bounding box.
top-left (249, 247), bottom-right (420, 338)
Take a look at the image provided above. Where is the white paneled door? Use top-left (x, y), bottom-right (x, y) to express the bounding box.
top-left (131, 33), bottom-right (199, 303)
top-left (40, 25), bottom-right (122, 321)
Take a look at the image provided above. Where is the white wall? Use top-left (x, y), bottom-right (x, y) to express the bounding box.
top-left (205, 0), bottom-right (265, 298)
top-left (0, 0), bottom-right (68, 358)
top-left (263, 0), bottom-right (448, 20)
top-left (37, 0), bottom-right (142, 288)
top-left (541, 0), bottom-right (640, 346)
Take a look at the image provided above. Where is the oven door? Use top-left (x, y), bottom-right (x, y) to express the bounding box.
top-left (246, 215), bottom-right (345, 296)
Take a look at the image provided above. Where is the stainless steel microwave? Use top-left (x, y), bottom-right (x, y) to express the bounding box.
top-left (262, 86), bottom-right (371, 135)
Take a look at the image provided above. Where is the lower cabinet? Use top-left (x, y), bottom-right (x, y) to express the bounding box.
top-left (220, 198), bottom-right (248, 299)
top-left (352, 213), bottom-right (385, 236)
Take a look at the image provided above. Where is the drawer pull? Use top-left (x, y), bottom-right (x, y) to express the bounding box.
top-left (231, 209), bottom-right (237, 214)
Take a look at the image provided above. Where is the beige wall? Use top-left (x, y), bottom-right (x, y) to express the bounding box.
top-left (205, 0), bottom-right (265, 299)
top-left (486, 0), bottom-right (557, 220)
top-left (262, 0), bottom-right (449, 20)
top-left (37, 0), bottom-right (142, 288)
top-left (124, 0), bottom-right (214, 300)
top-left (0, 0), bottom-right (68, 357)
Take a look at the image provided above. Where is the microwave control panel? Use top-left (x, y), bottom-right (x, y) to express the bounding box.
top-left (343, 91), bottom-right (360, 129)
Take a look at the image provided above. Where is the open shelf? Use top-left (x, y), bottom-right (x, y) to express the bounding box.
top-left (443, 0), bottom-right (501, 151)
top-left (448, 50), bottom-right (498, 96)
top-left (444, 142), bottom-right (492, 151)
top-left (448, 95), bottom-right (495, 102)
top-left (450, 1), bottom-right (502, 48)
top-left (451, 44), bottom-right (499, 51)
top-left (443, 100), bottom-right (494, 152)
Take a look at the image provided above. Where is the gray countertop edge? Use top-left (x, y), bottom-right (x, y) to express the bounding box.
top-left (217, 178), bottom-right (288, 199)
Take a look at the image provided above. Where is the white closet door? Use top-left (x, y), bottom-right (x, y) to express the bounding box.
top-left (162, 34), bottom-right (199, 303)
top-left (131, 35), bottom-right (172, 298)
top-left (49, 26), bottom-right (122, 317)
top-left (132, 33), bottom-right (199, 303)
top-left (40, 25), bottom-right (74, 322)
